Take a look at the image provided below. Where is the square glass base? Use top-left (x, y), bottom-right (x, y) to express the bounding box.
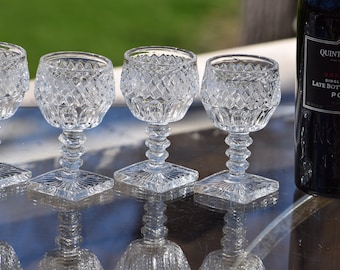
top-left (114, 161), bottom-right (198, 201)
top-left (0, 163), bottom-right (31, 188)
top-left (28, 169), bottom-right (114, 202)
top-left (194, 170), bottom-right (279, 208)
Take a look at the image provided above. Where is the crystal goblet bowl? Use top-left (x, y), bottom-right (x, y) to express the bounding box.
top-left (29, 51), bottom-right (115, 201)
top-left (0, 42), bottom-right (31, 188)
top-left (115, 46), bottom-right (199, 201)
top-left (35, 51), bottom-right (115, 131)
top-left (201, 54), bottom-right (280, 133)
top-left (121, 46), bottom-right (198, 125)
top-left (195, 54), bottom-right (281, 206)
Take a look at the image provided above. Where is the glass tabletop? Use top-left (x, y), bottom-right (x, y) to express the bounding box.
top-left (0, 100), bottom-right (334, 270)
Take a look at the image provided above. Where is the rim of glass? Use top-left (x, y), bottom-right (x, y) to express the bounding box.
top-left (207, 54), bottom-right (279, 71)
top-left (0, 42), bottom-right (27, 59)
top-left (39, 51), bottom-right (113, 71)
top-left (124, 45), bottom-right (197, 65)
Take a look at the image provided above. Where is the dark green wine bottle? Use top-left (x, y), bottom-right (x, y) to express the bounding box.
top-left (295, 0), bottom-right (340, 197)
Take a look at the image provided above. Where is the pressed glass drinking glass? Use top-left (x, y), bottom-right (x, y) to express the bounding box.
top-left (0, 42), bottom-right (31, 187)
top-left (114, 46), bottom-right (198, 270)
top-left (29, 51), bottom-right (115, 201)
top-left (194, 54), bottom-right (281, 205)
top-left (114, 46), bottom-right (199, 201)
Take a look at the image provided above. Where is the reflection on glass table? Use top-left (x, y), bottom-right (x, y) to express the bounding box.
top-left (195, 186), bottom-right (278, 269)
top-left (115, 195), bottom-right (191, 270)
top-left (0, 184), bottom-right (26, 269)
top-left (1, 99), bottom-right (340, 269)
top-left (238, 190), bottom-right (335, 270)
top-left (27, 188), bottom-right (114, 269)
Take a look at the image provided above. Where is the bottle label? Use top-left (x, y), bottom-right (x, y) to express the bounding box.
top-left (303, 35), bottom-right (340, 114)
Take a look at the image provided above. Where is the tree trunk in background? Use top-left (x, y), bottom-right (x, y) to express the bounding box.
top-left (242, 0), bottom-right (297, 44)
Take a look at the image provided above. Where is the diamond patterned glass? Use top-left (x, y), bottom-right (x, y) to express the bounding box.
top-left (35, 52), bottom-right (115, 131)
top-left (194, 54), bottom-right (281, 206)
top-left (194, 55), bottom-right (281, 269)
top-left (114, 46), bottom-right (198, 270)
top-left (29, 51), bottom-right (115, 201)
top-left (121, 46), bottom-right (198, 125)
top-left (115, 46), bottom-right (199, 200)
top-left (0, 43), bottom-right (29, 119)
top-left (201, 55), bottom-right (281, 133)
top-left (0, 42), bottom-right (31, 188)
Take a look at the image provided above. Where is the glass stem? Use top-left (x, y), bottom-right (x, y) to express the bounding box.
top-left (56, 210), bottom-right (83, 261)
top-left (141, 197), bottom-right (168, 246)
top-left (59, 130), bottom-right (86, 177)
top-left (225, 132), bottom-right (253, 181)
top-left (221, 209), bottom-right (247, 266)
top-left (145, 124), bottom-right (171, 172)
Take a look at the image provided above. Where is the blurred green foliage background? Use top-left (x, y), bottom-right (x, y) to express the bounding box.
top-left (0, 0), bottom-right (241, 77)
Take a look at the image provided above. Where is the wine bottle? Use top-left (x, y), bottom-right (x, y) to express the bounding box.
top-left (295, 0), bottom-right (340, 197)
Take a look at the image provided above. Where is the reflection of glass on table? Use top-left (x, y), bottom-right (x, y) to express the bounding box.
top-left (27, 189), bottom-right (114, 270)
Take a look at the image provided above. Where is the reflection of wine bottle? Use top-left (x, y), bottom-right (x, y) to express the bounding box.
top-left (295, 0), bottom-right (340, 196)
top-left (289, 190), bottom-right (340, 269)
